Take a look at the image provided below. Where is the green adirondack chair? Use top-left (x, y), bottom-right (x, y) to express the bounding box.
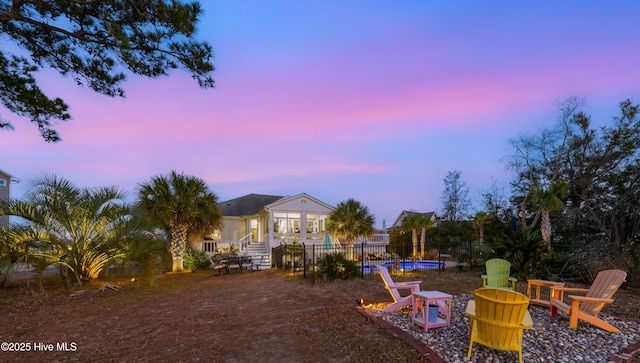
top-left (481, 258), bottom-right (517, 290)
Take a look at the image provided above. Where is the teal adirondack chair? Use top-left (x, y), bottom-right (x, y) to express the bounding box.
top-left (481, 258), bottom-right (517, 290)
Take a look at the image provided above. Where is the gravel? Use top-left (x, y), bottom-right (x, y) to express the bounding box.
top-left (365, 294), bottom-right (640, 363)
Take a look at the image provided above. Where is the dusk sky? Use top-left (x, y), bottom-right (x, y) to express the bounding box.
top-left (1, 1), bottom-right (639, 228)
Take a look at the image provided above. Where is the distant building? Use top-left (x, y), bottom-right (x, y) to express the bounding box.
top-left (390, 210), bottom-right (437, 230)
top-left (0, 168), bottom-right (18, 227)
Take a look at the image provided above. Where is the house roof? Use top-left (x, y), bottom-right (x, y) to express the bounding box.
top-left (0, 168), bottom-right (16, 180)
top-left (219, 193), bottom-right (284, 216)
top-left (265, 193), bottom-right (335, 212)
top-left (391, 210), bottom-right (436, 229)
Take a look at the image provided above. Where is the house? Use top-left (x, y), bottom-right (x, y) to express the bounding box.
top-left (0, 168), bottom-right (18, 227)
top-left (390, 210), bottom-right (437, 230)
top-left (193, 193), bottom-right (337, 269)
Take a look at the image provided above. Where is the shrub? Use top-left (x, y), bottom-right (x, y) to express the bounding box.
top-left (317, 252), bottom-right (359, 281)
top-left (493, 229), bottom-right (550, 279)
top-left (183, 248), bottom-right (211, 272)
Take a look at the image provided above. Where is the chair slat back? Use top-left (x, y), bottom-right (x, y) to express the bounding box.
top-left (583, 269), bottom-right (627, 315)
top-left (377, 266), bottom-right (401, 302)
top-left (485, 259), bottom-right (512, 288)
top-left (474, 288), bottom-right (530, 349)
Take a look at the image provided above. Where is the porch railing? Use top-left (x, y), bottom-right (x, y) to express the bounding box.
top-left (197, 233), bottom-right (253, 254)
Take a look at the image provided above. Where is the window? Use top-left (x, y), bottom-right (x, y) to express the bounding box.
top-left (0, 179), bottom-right (6, 187)
top-left (306, 214), bottom-right (326, 233)
top-left (273, 212), bottom-right (301, 234)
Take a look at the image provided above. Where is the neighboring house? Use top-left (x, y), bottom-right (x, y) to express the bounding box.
top-left (390, 210), bottom-right (437, 230)
top-left (0, 168), bottom-right (18, 227)
top-left (193, 193), bottom-right (336, 269)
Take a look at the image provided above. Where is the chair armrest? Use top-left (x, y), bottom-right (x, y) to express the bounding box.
top-left (509, 276), bottom-right (518, 283)
top-left (394, 280), bottom-right (422, 285)
top-left (521, 309), bottom-right (533, 328)
top-left (569, 295), bottom-right (614, 304)
top-left (552, 287), bottom-right (589, 294)
top-left (481, 274), bottom-right (488, 279)
top-left (387, 282), bottom-right (421, 290)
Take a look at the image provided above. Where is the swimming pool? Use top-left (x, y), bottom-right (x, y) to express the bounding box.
top-left (362, 260), bottom-right (444, 273)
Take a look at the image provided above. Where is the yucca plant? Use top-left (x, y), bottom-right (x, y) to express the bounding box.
top-left (183, 247), bottom-right (211, 271)
top-left (317, 252), bottom-right (359, 281)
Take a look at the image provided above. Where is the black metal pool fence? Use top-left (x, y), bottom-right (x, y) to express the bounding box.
top-left (272, 240), bottom-right (492, 283)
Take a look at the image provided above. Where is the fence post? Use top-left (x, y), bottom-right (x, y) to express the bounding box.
top-left (469, 241), bottom-right (473, 271)
top-left (303, 244), bottom-right (306, 279)
top-left (312, 244), bottom-right (315, 284)
top-left (360, 242), bottom-right (365, 279)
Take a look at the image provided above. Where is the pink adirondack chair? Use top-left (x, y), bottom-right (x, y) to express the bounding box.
top-left (377, 265), bottom-right (422, 312)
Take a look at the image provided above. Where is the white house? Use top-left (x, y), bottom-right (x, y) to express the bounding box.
top-left (194, 193), bottom-right (337, 269)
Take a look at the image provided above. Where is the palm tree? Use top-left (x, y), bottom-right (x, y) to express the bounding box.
top-left (531, 181), bottom-right (568, 245)
top-left (401, 213), bottom-right (431, 258)
top-left (0, 174), bottom-right (139, 285)
top-left (472, 211), bottom-right (491, 244)
top-left (137, 171), bottom-right (222, 273)
top-left (327, 199), bottom-right (375, 261)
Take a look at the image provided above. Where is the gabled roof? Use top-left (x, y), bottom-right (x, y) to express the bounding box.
top-left (219, 194), bottom-right (284, 217)
top-left (266, 193), bottom-right (335, 212)
top-left (391, 210), bottom-right (436, 229)
top-left (0, 168), bottom-right (16, 180)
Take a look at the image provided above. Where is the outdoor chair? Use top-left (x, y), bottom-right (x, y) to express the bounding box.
top-left (240, 256), bottom-right (253, 272)
top-left (377, 265), bottom-right (422, 312)
top-left (211, 254), bottom-right (227, 275)
top-left (482, 258), bottom-right (517, 290)
top-left (549, 269), bottom-right (627, 332)
top-left (466, 288), bottom-right (533, 363)
top-left (226, 257), bottom-right (241, 273)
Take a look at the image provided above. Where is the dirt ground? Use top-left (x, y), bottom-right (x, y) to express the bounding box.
top-left (1, 268), bottom-right (638, 363)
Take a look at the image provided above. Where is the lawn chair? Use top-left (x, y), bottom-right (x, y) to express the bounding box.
top-left (466, 288), bottom-right (533, 363)
top-left (377, 265), bottom-right (422, 312)
top-left (482, 258), bottom-right (517, 290)
top-left (226, 256), bottom-right (241, 273)
top-left (240, 256), bottom-right (253, 272)
top-left (549, 269), bottom-right (627, 332)
top-left (211, 254), bottom-right (227, 275)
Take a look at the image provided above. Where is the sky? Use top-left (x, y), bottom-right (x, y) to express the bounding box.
top-left (1, 1), bottom-right (639, 228)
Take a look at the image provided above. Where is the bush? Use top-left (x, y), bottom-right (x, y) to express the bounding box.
top-left (317, 253), bottom-right (359, 281)
top-left (184, 248), bottom-right (211, 272)
top-left (493, 229), bottom-right (550, 279)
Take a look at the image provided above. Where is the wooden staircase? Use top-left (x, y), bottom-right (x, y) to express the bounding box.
top-left (246, 241), bottom-right (271, 270)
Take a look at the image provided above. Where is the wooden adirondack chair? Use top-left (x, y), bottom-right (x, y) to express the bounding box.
top-left (549, 269), bottom-right (627, 332)
top-left (377, 265), bottom-right (422, 312)
top-left (466, 288), bottom-right (533, 363)
top-left (482, 258), bottom-right (517, 290)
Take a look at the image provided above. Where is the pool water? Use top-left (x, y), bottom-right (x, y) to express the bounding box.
top-left (362, 260), bottom-right (444, 272)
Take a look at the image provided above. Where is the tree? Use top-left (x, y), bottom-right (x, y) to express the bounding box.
top-left (472, 211), bottom-right (491, 244)
top-left (0, 0), bottom-right (215, 142)
top-left (0, 174), bottom-right (143, 285)
top-left (137, 171), bottom-right (221, 273)
top-left (440, 170), bottom-right (471, 222)
top-left (506, 96), bottom-right (584, 231)
top-left (327, 199), bottom-right (375, 261)
top-left (507, 98), bottom-right (640, 283)
top-left (401, 212), bottom-right (431, 258)
top-left (530, 181), bottom-right (568, 244)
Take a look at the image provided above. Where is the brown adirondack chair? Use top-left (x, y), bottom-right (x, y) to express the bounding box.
top-left (549, 269), bottom-right (627, 332)
top-left (377, 265), bottom-right (422, 312)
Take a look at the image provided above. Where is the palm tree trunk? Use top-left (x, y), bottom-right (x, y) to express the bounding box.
top-left (170, 224), bottom-right (189, 272)
top-left (412, 229), bottom-right (418, 258)
top-left (540, 211), bottom-right (551, 244)
top-left (420, 228), bottom-right (426, 258)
